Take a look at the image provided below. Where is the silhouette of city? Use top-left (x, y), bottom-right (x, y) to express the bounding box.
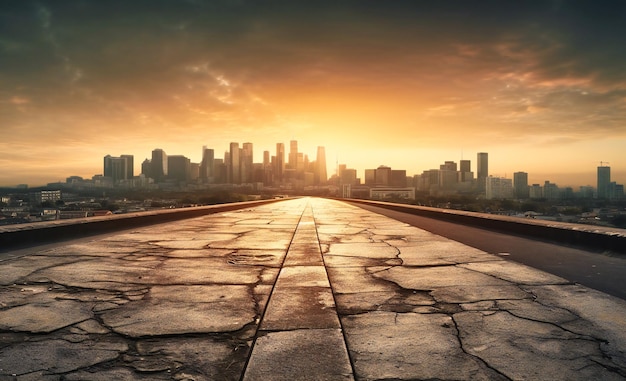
top-left (1, 140), bottom-right (624, 228)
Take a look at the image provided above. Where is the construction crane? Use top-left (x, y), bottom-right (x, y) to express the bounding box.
top-left (600, 161), bottom-right (610, 167)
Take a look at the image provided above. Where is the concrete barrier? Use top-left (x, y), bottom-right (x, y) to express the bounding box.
top-left (0, 198), bottom-right (290, 250)
top-left (343, 198), bottom-right (626, 254)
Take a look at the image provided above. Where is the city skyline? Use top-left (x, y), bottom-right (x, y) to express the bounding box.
top-left (1, 1), bottom-right (625, 187)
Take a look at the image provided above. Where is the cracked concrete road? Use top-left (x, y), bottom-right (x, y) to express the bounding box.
top-left (1, 198), bottom-right (625, 380)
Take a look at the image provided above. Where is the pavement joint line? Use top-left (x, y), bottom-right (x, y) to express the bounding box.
top-left (311, 201), bottom-right (360, 380)
top-left (241, 200), bottom-right (355, 381)
top-left (238, 199), bottom-right (308, 381)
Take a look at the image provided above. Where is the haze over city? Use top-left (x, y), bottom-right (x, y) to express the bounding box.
top-left (1, 1), bottom-right (625, 187)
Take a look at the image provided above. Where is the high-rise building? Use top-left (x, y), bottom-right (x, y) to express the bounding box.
top-left (104, 155), bottom-right (131, 183)
top-left (288, 140), bottom-right (298, 170)
top-left (459, 159), bottom-right (473, 183)
top-left (364, 169), bottom-right (376, 185)
top-left (391, 170), bottom-right (407, 187)
top-left (121, 155), bottom-right (134, 179)
top-left (597, 165), bottom-right (611, 199)
top-left (241, 142), bottom-right (253, 183)
top-left (200, 146), bottom-right (214, 182)
top-left (477, 152), bottom-right (488, 191)
top-left (486, 176), bottom-right (513, 199)
top-left (375, 165), bottom-right (391, 186)
top-left (151, 149), bottom-right (168, 182)
top-left (513, 172), bottom-right (529, 199)
top-left (316, 146), bottom-right (327, 185)
top-left (229, 142), bottom-right (240, 184)
top-left (275, 143), bottom-right (285, 183)
top-left (168, 155), bottom-right (191, 183)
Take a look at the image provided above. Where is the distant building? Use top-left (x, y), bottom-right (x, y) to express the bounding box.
top-left (168, 155), bottom-right (191, 183)
top-left (151, 149), bottom-right (168, 182)
top-left (316, 146), bottom-right (327, 184)
top-left (485, 176), bottom-right (513, 199)
top-left (103, 155), bottom-right (133, 183)
top-left (513, 172), bottom-right (529, 199)
top-left (229, 142), bottom-right (240, 184)
top-left (370, 187), bottom-right (415, 200)
top-left (477, 152), bottom-right (488, 191)
top-left (241, 142), bottom-right (253, 183)
top-left (199, 146), bottom-right (214, 183)
top-left (529, 184), bottom-right (543, 199)
top-left (375, 165), bottom-right (391, 186)
top-left (597, 165), bottom-right (611, 199)
top-left (543, 181), bottom-right (560, 199)
top-left (32, 190), bottom-right (62, 205)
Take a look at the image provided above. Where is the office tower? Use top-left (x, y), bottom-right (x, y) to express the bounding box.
top-left (391, 170), bottom-right (407, 187)
top-left (459, 159), bottom-right (473, 182)
top-left (103, 155), bottom-right (128, 183)
top-left (263, 151), bottom-right (270, 167)
top-left (121, 155), bottom-right (134, 179)
top-left (241, 142), bottom-right (253, 183)
top-left (340, 168), bottom-right (358, 186)
top-left (275, 143), bottom-right (285, 183)
top-left (597, 165), bottom-right (611, 199)
top-left (168, 155), bottom-right (191, 183)
top-left (460, 160), bottom-right (470, 173)
top-left (486, 177), bottom-right (513, 200)
top-left (477, 152), bottom-right (488, 191)
top-left (375, 165), bottom-right (391, 186)
top-left (513, 172), bottom-right (529, 199)
top-left (364, 169), bottom-right (376, 185)
top-left (200, 146), bottom-right (214, 182)
top-left (229, 142), bottom-right (240, 184)
top-left (316, 146), bottom-right (327, 184)
top-left (151, 149), bottom-right (168, 182)
top-left (289, 140), bottom-right (298, 169)
top-left (141, 159), bottom-right (151, 178)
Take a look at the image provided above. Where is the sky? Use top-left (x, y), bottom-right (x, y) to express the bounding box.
top-left (1, 0), bottom-right (625, 187)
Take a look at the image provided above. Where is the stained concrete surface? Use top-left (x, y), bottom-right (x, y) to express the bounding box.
top-left (0, 198), bottom-right (625, 380)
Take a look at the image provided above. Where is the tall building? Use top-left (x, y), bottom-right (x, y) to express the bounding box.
top-left (316, 146), bottom-right (327, 185)
top-left (200, 146), bottom-right (214, 183)
top-left (229, 142), bottom-right (240, 184)
top-left (477, 152), bottom-right (488, 191)
top-left (597, 165), bottom-right (611, 199)
top-left (151, 149), bottom-right (168, 182)
top-left (375, 165), bottom-right (391, 186)
top-left (513, 172), bottom-right (529, 199)
top-left (104, 155), bottom-right (131, 183)
top-left (168, 155), bottom-right (191, 183)
top-left (288, 140), bottom-right (298, 170)
top-left (486, 176), bottom-right (513, 199)
top-left (121, 155), bottom-right (134, 179)
top-left (241, 142), bottom-right (253, 183)
top-left (275, 143), bottom-right (285, 183)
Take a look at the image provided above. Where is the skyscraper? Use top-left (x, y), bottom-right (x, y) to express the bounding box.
top-left (200, 146), bottom-right (214, 183)
top-left (229, 142), bottom-right (240, 184)
top-left (103, 155), bottom-right (129, 183)
top-left (597, 165), bottom-right (611, 199)
top-left (241, 142), bottom-right (253, 183)
top-left (151, 149), bottom-right (168, 182)
top-left (275, 143), bottom-right (285, 183)
top-left (121, 155), bottom-right (134, 179)
top-left (288, 140), bottom-right (298, 170)
top-left (167, 155), bottom-right (191, 183)
top-left (513, 172), bottom-right (529, 199)
top-left (316, 146), bottom-right (327, 184)
top-left (477, 152), bottom-right (488, 191)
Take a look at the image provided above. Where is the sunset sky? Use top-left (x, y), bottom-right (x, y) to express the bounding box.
top-left (1, 0), bottom-right (625, 187)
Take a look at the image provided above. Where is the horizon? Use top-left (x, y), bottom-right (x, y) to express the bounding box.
top-left (0, 140), bottom-right (620, 190)
top-left (1, 1), bottom-right (625, 188)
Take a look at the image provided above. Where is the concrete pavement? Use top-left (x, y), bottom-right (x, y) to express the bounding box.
top-left (1, 198), bottom-right (625, 380)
